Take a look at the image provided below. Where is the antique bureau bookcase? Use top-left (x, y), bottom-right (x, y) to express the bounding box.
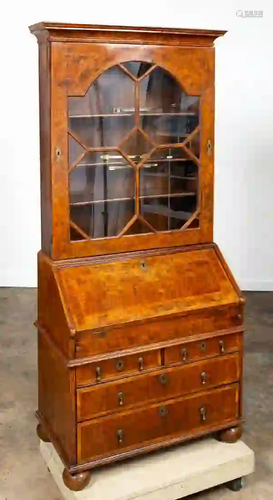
top-left (29, 22), bottom-right (245, 492)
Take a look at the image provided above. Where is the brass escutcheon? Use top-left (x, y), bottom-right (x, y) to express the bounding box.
top-left (138, 357), bottom-right (144, 371)
top-left (115, 359), bottom-right (125, 371)
top-left (159, 406), bottom-right (168, 417)
top-left (200, 341), bottom-right (207, 352)
top-left (158, 373), bottom-right (169, 386)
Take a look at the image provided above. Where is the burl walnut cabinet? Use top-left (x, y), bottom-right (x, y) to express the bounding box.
top-left (29, 22), bottom-right (244, 491)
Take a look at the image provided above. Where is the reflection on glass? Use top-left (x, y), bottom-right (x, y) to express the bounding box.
top-left (140, 195), bottom-right (198, 232)
top-left (68, 62), bottom-right (200, 240)
top-left (70, 200), bottom-right (135, 240)
top-left (69, 152), bottom-right (135, 205)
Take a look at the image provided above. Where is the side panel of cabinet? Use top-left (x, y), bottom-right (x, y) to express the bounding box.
top-left (50, 42), bottom-right (215, 259)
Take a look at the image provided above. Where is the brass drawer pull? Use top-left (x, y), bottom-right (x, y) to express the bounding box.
top-left (159, 405), bottom-right (168, 417)
top-left (181, 348), bottom-right (187, 362)
top-left (118, 391), bottom-right (124, 406)
top-left (219, 340), bottom-right (225, 354)
top-left (95, 366), bottom-right (101, 383)
top-left (138, 357), bottom-right (144, 371)
top-left (200, 406), bottom-right (206, 422)
top-left (115, 359), bottom-right (125, 372)
top-left (117, 429), bottom-right (124, 444)
top-left (200, 341), bottom-right (206, 352)
top-left (158, 373), bottom-right (169, 386)
top-left (201, 371), bottom-right (207, 385)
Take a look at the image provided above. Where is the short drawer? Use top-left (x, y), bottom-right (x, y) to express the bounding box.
top-left (76, 349), bottom-right (161, 387)
top-left (165, 333), bottom-right (240, 366)
top-left (77, 384), bottom-right (239, 463)
top-left (77, 353), bottom-right (240, 421)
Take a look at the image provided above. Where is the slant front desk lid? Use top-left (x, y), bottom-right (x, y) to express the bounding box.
top-left (52, 245), bottom-right (241, 333)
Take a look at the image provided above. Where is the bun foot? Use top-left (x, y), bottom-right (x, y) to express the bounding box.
top-left (36, 423), bottom-right (50, 443)
top-left (218, 425), bottom-right (243, 443)
top-left (63, 468), bottom-right (92, 491)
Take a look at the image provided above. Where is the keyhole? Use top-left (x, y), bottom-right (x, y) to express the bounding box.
top-left (141, 261), bottom-right (146, 269)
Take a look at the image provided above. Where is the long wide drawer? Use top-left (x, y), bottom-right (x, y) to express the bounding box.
top-left (75, 305), bottom-right (243, 358)
top-left (78, 384), bottom-right (239, 463)
top-left (77, 354), bottom-right (240, 421)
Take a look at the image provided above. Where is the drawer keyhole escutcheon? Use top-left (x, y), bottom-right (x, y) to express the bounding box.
top-left (158, 373), bottom-right (169, 385)
top-left (115, 359), bottom-right (125, 372)
top-left (117, 429), bottom-right (124, 444)
top-left (138, 357), bottom-right (144, 371)
top-left (207, 140), bottom-right (212, 156)
top-left (201, 371), bottom-right (207, 385)
top-left (200, 341), bottom-right (206, 352)
top-left (159, 406), bottom-right (168, 417)
top-left (219, 340), bottom-right (225, 354)
top-left (118, 391), bottom-right (124, 406)
top-left (181, 348), bottom-right (187, 362)
top-left (95, 367), bottom-right (101, 383)
top-left (200, 406), bottom-right (206, 422)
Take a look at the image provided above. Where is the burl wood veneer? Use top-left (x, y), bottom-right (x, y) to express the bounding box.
top-left (29, 22), bottom-right (244, 491)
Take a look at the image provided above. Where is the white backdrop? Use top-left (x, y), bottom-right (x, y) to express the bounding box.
top-left (0, 0), bottom-right (272, 289)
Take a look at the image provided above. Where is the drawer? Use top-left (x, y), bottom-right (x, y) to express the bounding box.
top-left (76, 349), bottom-right (161, 387)
top-left (77, 353), bottom-right (239, 421)
top-left (78, 384), bottom-right (239, 463)
top-left (165, 333), bottom-right (240, 366)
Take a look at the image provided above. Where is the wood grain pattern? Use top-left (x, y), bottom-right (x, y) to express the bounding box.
top-left (78, 384), bottom-right (239, 463)
top-left (77, 354), bottom-right (240, 421)
top-left (76, 349), bottom-right (161, 387)
top-left (29, 23), bottom-right (226, 47)
top-left (30, 23), bottom-right (244, 491)
top-left (57, 247), bottom-right (239, 332)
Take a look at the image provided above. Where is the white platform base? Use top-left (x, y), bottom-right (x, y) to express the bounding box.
top-left (40, 438), bottom-right (254, 500)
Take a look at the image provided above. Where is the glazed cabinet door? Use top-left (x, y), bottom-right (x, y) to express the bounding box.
top-left (50, 42), bottom-right (215, 259)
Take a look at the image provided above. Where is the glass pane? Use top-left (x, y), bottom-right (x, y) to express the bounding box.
top-left (70, 200), bottom-right (135, 240)
top-left (69, 152), bottom-right (135, 204)
top-left (68, 66), bottom-right (135, 148)
top-left (140, 148), bottom-right (198, 197)
top-left (121, 62), bottom-right (153, 79)
top-left (121, 130), bottom-right (154, 164)
top-left (68, 62), bottom-right (201, 241)
top-left (139, 67), bottom-right (199, 145)
top-left (140, 195), bottom-right (198, 232)
top-left (69, 135), bottom-right (86, 167)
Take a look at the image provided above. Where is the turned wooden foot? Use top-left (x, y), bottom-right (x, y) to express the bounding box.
top-left (63, 468), bottom-right (92, 491)
top-left (36, 423), bottom-right (50, 443)
top-left (218, 425), bottom-right (243, 443)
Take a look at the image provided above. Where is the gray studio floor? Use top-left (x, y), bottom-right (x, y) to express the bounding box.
top-left (0, 289), bottom-right (272, 499)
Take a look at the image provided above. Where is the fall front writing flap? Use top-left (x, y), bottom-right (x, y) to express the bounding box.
top-left (55, 246), bottom-right (240, 332)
